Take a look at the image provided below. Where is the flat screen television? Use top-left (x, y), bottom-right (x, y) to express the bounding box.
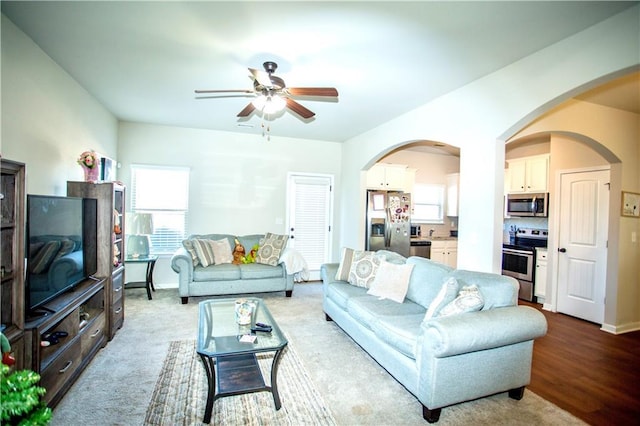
top-left (26, 195), bottom-right (98, 314)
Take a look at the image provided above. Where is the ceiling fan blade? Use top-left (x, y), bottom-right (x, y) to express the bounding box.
top-left (237, 102), bottom-right (256, 117)
top-left (195, 89), bottom-right (254, 94)
top-left (287, 87), bottom-right (339, 97)
top-left (286, 98), bottom-right (315, 119)
top-left (249, 67), bottom-right (273, 87)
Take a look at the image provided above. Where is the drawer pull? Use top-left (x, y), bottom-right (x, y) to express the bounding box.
top-left (90, 329), bottom-right (102, 338)
top-left (114, 286), bottom-right (122, 292)
top-left (115, 307), bottom-right (122, 314)
top-left (59, 360), bottom-right (73, 374)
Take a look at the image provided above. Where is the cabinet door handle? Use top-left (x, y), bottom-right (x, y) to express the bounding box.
top-left (114, 286), bottom-right (122, 292)
top-left (115, 307), bottom-right (122, 314)
top-left (90, 329), bottom-right (102, 338)
top-left (59, 360), bottom-right (73, 374)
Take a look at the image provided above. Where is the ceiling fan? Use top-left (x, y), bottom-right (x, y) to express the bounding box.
top-left (195, 61), bottom-right (338, 119)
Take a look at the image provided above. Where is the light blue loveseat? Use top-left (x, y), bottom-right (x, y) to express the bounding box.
top-left (171, 234), bottom-right (294, 304)
top-left (321, 255), bottom-right (547, 423)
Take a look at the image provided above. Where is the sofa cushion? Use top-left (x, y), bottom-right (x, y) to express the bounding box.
top-left (256, 233), bottom-right (289, 266)
top-left (182, 239), bottom-right (200, 266)
top-left (449, 269), bottom-right (518, 309)
top-left (210, 238), bottom-right (233, 264)
top-left (370, 313), bottom-right (424, 360)
top-left (424, 277), bottom-right (460, 320)
top-left (348, 250), bottom-right (380, 288)
top-left (367, 260), bottom-right (414, 303)
top-left (347, 295), bottom-right (425, 330)
top-left (405, 257), bottom-right (454, 309)
top-left (239, 263), bottom-right (284, 280)
top-left (438, 284), bottom-right (485, 317)
top-left (335, 247), bottom-right (356, 281)
top-left (193, 263), bottom-right (241, 281)
top-left (375, 250), bottom-right (407, 265)
top-left (325, 281), bottom-right (368, 310)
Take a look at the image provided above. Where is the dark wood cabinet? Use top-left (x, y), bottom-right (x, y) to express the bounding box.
top-left (24, 278), bottom-right (106, 406)
top-left (1, 159), bottom-right (26, 370)
top-left (67, 181), bottom-right (126, 340)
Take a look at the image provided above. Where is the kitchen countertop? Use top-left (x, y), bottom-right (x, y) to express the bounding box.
top-left (411, 236), bottom-right (458, 242)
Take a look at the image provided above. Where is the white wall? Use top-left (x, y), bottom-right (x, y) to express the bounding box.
top-left (338, 5), bottom-right (639, 273)
top-left (337, 6), bottom-right (639, 330)
top-left (117, 122), bottom-right (342, 286)
top-left (0, 15), bottom-right (118, 195)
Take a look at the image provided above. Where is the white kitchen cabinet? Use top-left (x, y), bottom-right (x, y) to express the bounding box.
top-left (446, 173), bottom-right (459, 217)
top-left (430, 240), bottom-right (457, 268)
top-left (507, 154), bottom-right (549, 193)
top-left (534, 248), bottom-right (548, 300)
top-left (404, 167), bottom-right (417, 195)
top-left (367, 163), bottom-right (408, 190)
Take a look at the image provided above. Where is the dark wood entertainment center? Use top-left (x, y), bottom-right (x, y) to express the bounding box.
top-left (0, 159), bottom-right (126, 407)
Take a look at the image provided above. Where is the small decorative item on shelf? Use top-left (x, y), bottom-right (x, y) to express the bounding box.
top-left (77, 150), bottom-right (100, 182)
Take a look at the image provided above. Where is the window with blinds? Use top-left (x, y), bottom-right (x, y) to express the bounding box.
top-left (412, 183), bottom-right (445, 224)
top-left (130, 165), bottom-right (190, 254)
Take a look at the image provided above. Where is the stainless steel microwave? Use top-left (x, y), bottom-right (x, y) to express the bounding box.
top-left (506, 193), bottom-right (549, 217)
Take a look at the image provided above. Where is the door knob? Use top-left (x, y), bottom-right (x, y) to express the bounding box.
top-left (558, 248), bottom-right (567, 253)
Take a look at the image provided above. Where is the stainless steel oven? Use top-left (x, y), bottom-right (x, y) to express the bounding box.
top-left (502, 228), bottom-right (548, 302)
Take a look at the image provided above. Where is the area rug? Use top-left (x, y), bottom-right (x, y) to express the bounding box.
top-left (144, 340), bottom-right (337, 425)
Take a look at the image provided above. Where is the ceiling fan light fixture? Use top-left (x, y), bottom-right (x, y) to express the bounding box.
top-left (252, 94), bottom-right (286, 114)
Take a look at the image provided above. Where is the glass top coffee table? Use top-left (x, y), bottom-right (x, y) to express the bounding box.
top-left (197, 297), bottom-right (288, 424)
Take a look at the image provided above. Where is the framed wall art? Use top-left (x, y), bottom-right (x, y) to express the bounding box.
top-left (621, 191), bottom-right (640, 217)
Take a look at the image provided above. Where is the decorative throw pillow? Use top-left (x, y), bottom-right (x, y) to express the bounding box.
top-left (256, 233), bottom-right (289, 266)
top-left (182, 239), bottom-right (200, 267)
top-left (31, 240), bottom-right (62, 274)
top-left (211, 238), bottom-right (234, 265)
top-left (424, 277), bottom-right (459, 320)
top-left (348, 250), bottom-right (381, 288)
top-left (190, 239), bottom-right (218, 267)
top-left (367, 260), bottom-right (414, 303)
top-left (335, 247), bottom-right (355, 281)
top-left (438, 284), bottom-right (485, 317)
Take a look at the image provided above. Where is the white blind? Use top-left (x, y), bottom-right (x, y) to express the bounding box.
top-left (291, 176), bottom-right (332, 271)
top-left (131, 165), bottom-right (190, 254)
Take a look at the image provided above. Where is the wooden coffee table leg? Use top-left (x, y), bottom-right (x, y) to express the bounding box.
top-left (199, 354), bottom-right (216, 424)
top-left (270, 346), bottom-right (287, 410)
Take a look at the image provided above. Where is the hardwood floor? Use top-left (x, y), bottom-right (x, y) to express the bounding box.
top-left (521, 301), bottom-right (640, 425)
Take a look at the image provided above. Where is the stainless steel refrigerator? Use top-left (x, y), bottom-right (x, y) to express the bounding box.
top-left (365, 190), bottom-right (411, 257)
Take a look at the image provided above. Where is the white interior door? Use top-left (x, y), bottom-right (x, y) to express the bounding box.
top-left (287, 173), bottom-right (333, 280)
top-left (556, 169), bottom-right (609, 324)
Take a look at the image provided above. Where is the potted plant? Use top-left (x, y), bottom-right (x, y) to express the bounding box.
top-left (1, 363), bottom-right (52, 425)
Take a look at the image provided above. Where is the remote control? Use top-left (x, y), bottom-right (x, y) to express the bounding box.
top-left (251, 325), bottom-right (272, 333)
top-left (255, 322), bottom-right (270, 328)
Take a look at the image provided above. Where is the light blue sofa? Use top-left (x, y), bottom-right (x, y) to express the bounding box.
top-left (171, 234), bottom-right (294, 304)
top-left (321, 255), bottom-right (547, 423)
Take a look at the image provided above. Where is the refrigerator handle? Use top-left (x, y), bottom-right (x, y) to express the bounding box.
top-left (385, 208), bottom-right (391, 247)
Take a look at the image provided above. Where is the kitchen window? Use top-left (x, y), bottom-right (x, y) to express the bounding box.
top-left (412, 184), bottom-right (444, 223)
top-left (130, 164), bottom-right (190, 254)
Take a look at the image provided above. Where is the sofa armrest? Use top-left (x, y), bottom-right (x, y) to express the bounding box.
top-left (419, 306), bottom-right (547, 358)
top-left (320, 263), bottom-right (339, 284)
top-left (171, 248), bottom-right (194, 296)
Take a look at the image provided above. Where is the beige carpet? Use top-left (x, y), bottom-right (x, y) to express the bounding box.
top-left (144, 339), bottom-right (336, 425)
top-left (50, 284), bottom-right (586, 425)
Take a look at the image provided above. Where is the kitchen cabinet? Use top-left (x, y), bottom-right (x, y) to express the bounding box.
top-left (446, 173), bottom-right (459, 217)
top-left (404, 168), bottom-right (417, 195)
top-left (534, 248), bottom-right (548, 300)
top-left (430, 240), bottom-right (457, 268)
top-left (507, 154), bottom-right (549, 193)
top-left (367, 164), bottom-right (408, 191)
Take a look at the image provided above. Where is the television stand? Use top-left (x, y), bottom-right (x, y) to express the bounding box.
top-left (24, 277), bottom-right (107, 407)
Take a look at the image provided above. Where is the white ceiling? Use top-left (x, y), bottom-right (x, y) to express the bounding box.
top-left (2, 1), bottom-right (638, 143)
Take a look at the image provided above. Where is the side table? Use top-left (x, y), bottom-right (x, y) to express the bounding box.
top-left (124, 255), bottom-right (158, 300)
